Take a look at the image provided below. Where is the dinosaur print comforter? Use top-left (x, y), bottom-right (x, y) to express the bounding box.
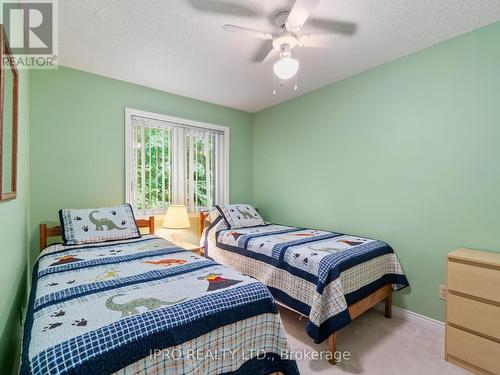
top-left (21, 235), bottom-right (299, 375)
top-left (203, 223), bottom-right (409, 343)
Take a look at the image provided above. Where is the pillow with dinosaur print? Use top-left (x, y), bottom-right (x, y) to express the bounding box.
top-left (59, 203), bottom-right (141, 245)
top-left (215, 204), bottom-right (265, 229)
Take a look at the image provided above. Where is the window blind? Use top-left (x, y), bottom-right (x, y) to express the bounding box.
top-left (128, 114), bottom-right (227, 216)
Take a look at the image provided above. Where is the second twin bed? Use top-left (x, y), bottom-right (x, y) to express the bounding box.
top-left (200, 204), bottom-right (409, 360)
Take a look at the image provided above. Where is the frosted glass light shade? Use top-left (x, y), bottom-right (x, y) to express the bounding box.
top-left (162, 205), bottom-right (190, 229)
top-left (273, 57), bottom-right (299, 80)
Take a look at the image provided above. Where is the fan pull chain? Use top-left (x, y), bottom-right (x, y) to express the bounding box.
top-left (272, 71), bottom-right (297, 94)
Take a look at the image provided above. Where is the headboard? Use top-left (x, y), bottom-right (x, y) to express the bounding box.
top-left (199, 211), bottom-right (210, 238)
top-left (39, 216), bottom-right (156, 251)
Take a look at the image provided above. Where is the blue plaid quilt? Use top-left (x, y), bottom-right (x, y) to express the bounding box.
top-left (21, 235), bottom-right (299, 375)
top-left (203, 222), bottom-right (409, 343)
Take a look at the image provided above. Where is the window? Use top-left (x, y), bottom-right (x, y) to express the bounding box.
top-left (125, 108), bottom-right (229, 216)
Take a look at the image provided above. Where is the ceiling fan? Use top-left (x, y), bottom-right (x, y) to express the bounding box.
top-left (205, 0), bottom-right (357, 91)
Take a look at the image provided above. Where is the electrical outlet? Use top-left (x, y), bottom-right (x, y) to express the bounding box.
top-left (439, 284), bottom-right (448, 300)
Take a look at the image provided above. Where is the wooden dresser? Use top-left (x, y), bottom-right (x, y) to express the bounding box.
top-left (446, 248), bottom-right (500, 375)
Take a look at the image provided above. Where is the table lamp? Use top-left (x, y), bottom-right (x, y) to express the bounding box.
top-left (162, 205), bottom-right (190, 243)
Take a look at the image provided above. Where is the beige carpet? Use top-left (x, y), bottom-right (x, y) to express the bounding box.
top-left (278, 307), bottom-right (470, 375)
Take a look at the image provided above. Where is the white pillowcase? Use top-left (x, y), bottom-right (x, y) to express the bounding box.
top-left (215, 204), bottom-right (265, 229)
top-left (59, 204), bottom-right (141, 245)
top-left (207, 208), bottom-right (221, 223)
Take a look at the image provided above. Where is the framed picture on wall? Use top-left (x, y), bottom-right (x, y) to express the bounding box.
top-left (0, 24), bottom-right (19, 202)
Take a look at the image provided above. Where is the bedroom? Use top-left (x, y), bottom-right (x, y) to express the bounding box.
top-left (0, 0), bottom-right (499, 374)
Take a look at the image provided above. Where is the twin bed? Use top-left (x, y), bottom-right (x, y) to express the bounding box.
top-left (22, 203), bottom-right (409, 374)
top-left (22, 207), bottom-right (299, 375)
top-left (199, 205), bottom-right (409, 360)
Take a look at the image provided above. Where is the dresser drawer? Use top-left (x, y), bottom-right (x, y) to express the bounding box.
top-left (447, 325), bottom-right (500, 374)
top-left (447, 293), bottom-right (500, 340)
top-left (447, 261), bottom-right (500, 303)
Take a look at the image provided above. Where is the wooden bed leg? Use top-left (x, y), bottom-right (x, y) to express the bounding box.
top-left (328, 332), bottom-right (337, 365)
top-left (385, 284), bottom-right (392, 319)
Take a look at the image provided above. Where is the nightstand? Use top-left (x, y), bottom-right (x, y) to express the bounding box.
top-left (177, 242), bottom-right (203, 255)
top-left (445, 248), bottom-right (500, 374)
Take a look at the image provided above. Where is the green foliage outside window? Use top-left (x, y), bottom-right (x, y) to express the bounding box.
top-left (136, 127), bottom-right (213, 211)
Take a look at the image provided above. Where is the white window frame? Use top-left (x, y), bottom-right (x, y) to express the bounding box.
top-left (125, 108), bottom-right (230, 216)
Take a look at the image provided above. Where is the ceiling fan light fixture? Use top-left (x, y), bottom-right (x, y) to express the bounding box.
top-left (273, 56), bottom-right (299, 80)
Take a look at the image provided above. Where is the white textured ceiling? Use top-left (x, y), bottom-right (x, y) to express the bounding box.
top-left (59, 0), bottom-right (500, 112)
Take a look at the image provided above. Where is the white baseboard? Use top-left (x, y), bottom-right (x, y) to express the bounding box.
top-left (374, 302), bottom-right (445, 331)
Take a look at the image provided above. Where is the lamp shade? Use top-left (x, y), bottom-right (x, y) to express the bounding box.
top-left (162, 205), bottom-right (190, 229)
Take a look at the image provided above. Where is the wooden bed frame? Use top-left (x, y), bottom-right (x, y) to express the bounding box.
top-left (199, 211), bottom-right (392, 364)
top-left (39, 216), bottom-right (156, 251)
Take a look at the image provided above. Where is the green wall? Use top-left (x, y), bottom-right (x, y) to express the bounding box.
top-left (0, 3), bottom-right (31, 374)
top-left (253, 22), bottom-right (500, 322)
top-left (29, 66), bottom-right (254, 258)
top-left (0, 73), bottom-right (29, 375)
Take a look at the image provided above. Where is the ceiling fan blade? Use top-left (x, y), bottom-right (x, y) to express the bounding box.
top-left (285, 0), bottom-right (320, 31)
top-left (223, 24), bottom-right (273, 40)
top-left (307, 18), bottom-right (357, 35)
top-left (298, 34), bottom-right (337, 48)
top-left (257, 44), bottom-right (279, 63)
top-left (188, 0), bottom-right (263, 17)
